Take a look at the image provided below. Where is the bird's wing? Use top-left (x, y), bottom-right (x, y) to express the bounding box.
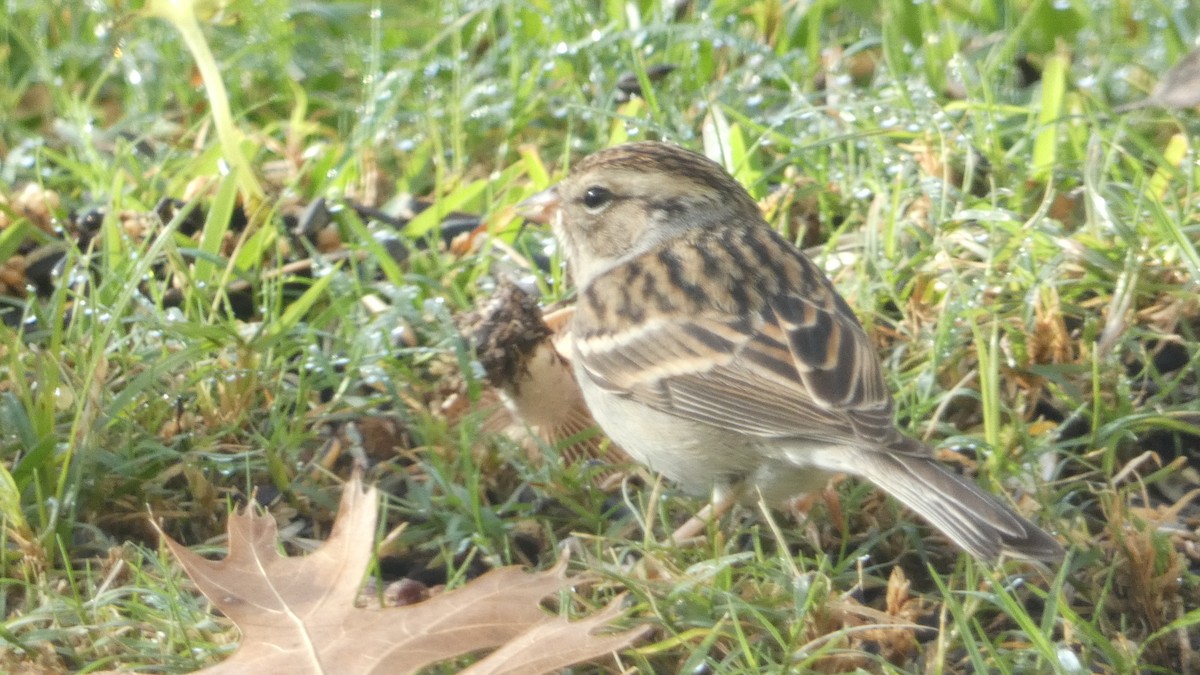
top-left (573, 229), bottom-right (904, 449)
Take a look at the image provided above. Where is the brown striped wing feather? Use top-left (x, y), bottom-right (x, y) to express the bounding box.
top-left (573, 225), bottom-right (914, 454)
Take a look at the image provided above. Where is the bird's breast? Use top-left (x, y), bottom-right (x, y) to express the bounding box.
top-left (573, 362), bottom-right (775, 494)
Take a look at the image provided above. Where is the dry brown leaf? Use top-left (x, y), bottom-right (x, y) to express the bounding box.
top-left (459, 595), bottom-right (647, 675)
top-left (157, 473), bottom-right (645, 674)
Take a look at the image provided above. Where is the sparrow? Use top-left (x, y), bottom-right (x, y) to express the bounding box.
top-left (517, 141), bottom-right (1063, 562)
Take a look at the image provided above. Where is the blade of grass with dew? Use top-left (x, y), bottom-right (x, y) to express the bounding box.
top-left (403, 178), bottom-right (491, 239)
top-left (102, 346), bottom-right (216, 429)
top-left (919, 0), bottom-right (959, 93)
top-left (519, 144), bottom-right (551, 189)
top-left (3, 385), bottom-right (56, 492)
top-left (1148, 195), bottom-right (1200, 280)
top-left (974, 319), bottom-right (1002, 452)
top-left (1031, 49), bottom-right (1068, 181)
top-left (1139, 604), bottom-right (1200, 665)
top-left (0, 220), bottom-right (31, 261)
top-left (675, 620), bottom-right (729, 672)
top-left (477, 160), bottom-right (533, 246)
top-left (192, 171), bottom-right (237, 291)
top-left (627, 52), bottom-right (667, 130)
top-left (988, 575), bottom-right (1059, 666)
top-left (608, 98), bottom-right (643, 146)
top-left (231, 218), bottom-right (277, 273)
top-left (1145, 132), bottom-right (1187, 202)
top-left (52, 202), bottom-right (202, 557)
top-left (930, 567), bottom-right (1007, 673)
top-left (0, 462), bottom-right (32, 546)
top-left (702, 107), bottom-right (763, 199)
top-left (145, 0), bottom-right (264, 208)
top-left (260, 269), bottom-right (336, 345)
top-left (337, 210), bottom-right (407, 290)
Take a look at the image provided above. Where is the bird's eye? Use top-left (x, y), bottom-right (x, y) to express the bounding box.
top-left (582, 186), bottom-right (614, 210)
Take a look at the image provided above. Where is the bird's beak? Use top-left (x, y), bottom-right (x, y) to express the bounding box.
top-left (515, 187), bottom-right (561, 225)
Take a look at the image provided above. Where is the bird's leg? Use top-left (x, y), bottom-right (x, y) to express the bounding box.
top-left (665, 482), bottom-right (744, 545)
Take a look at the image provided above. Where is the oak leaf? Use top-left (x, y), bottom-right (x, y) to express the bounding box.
top-left (157, 474), bottom-right (646, 674)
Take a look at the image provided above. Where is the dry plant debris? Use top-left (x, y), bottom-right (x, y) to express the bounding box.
top-left (155, 473), bottom-right (647, 674)
top-left (803, 566), bottom-right (933, 672)
top-left (463, 278), bottom-right (630, 479)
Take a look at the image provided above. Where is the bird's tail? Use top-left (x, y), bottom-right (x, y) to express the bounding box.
top-left (854, 450), bottom-right (1063, 562)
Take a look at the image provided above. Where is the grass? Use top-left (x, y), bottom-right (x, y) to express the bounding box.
top-left (2, 0), bottom-right (1200, 672)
